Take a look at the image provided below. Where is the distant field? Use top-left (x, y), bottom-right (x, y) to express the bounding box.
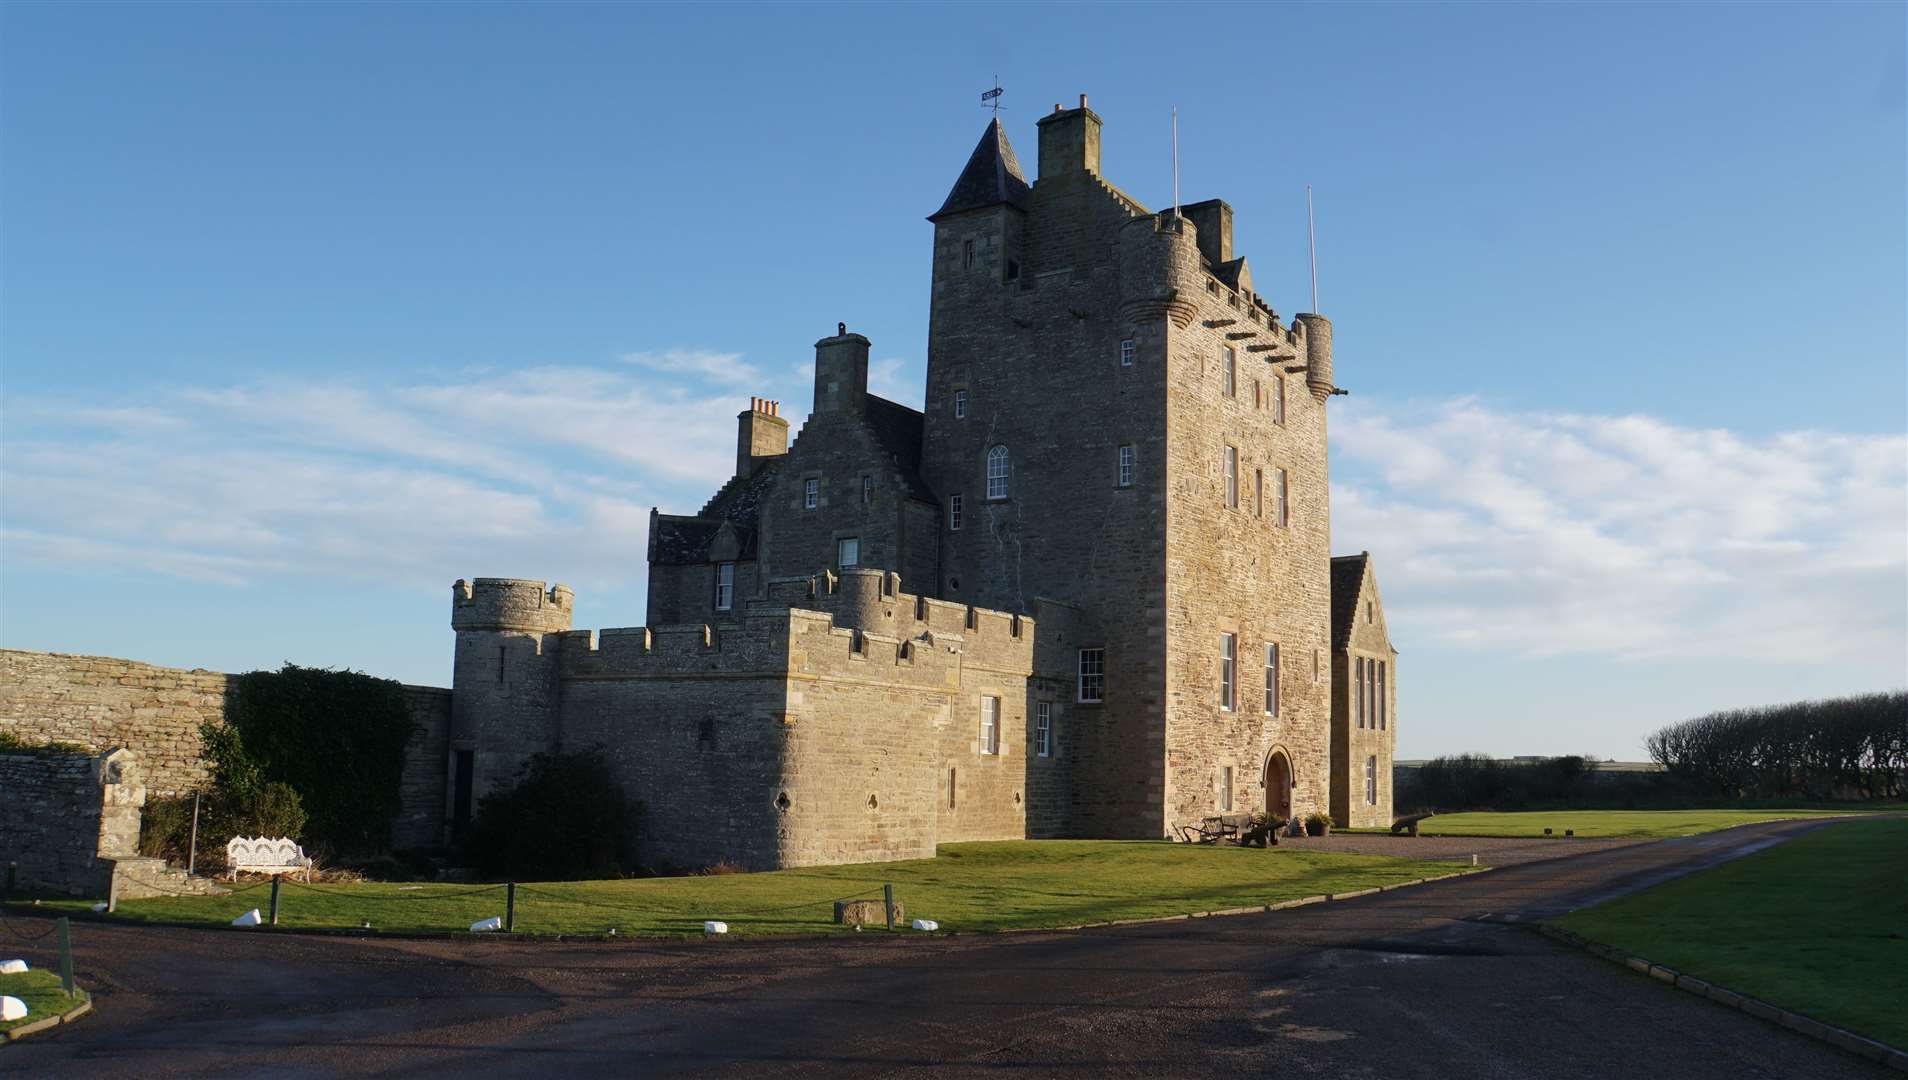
top-left (1556, 818), bottom-right (1908, 1049)
top-left (24, 841), bottom-right (1461, 938)
top-left (1413, 808), bottom-right (1882, 838)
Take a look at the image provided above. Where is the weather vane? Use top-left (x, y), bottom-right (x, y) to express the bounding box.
top-left (981, 78), bottom-right (1004, 114)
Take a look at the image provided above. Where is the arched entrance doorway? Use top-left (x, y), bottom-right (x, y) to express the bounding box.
top-left (1263, 750), bottom-right (1293, 820)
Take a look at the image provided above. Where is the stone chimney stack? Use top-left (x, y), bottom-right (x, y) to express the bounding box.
top-left (735, 397), bottom-right (789, 477)
top-left (812, 330), bottom-right (870, 416)
top-left (1036, 93), bottom-right (1101, 181)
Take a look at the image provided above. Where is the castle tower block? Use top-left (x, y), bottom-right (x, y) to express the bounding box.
top-left (447, 578), bottom-right (573, 836)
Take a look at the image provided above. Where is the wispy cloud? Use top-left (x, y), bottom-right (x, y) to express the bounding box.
top-left (1331, 398), bottom-right (1908, 666)
top-left (622, 348), bottom-right (758, 387)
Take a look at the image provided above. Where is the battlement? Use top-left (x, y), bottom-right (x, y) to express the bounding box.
top-left (451, 578), bottom-right (574, 634)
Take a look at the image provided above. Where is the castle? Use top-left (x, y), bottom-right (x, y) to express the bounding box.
top-left (447, 97), bottom-right (1399, 869)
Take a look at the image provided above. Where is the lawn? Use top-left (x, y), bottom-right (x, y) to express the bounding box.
top-left (1413, 808), bottom-right (1878, 839)
top-left (0, 968), bottom-right (81, 1034)
top-left (27, 841), bottom-right (1460, 938)
top-left (1555, 817), bottom-right (1908, 1049)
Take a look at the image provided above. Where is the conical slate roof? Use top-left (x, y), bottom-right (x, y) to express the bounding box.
top-left (928, 118), bottom-right (1031, 221)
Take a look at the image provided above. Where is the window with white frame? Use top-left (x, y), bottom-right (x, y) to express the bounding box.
top-left (1274, 467), bottom-right (1289, 526)
top-left (986, 445), bottom-right (1010, 500)
top-left (837, 537), bottom-right (860, 568)
top-left (1223, 346), bottom-right (1237, 397)
top-left (1365, 756), bottom-right (1377, 804)
top-left (804, 478), bottom-right (819, 510)
top-left (1224, 446), bottom-right (1239, 509)
top-left (1035, 702), bottom-right (1052, 757)
top-left (1274, 375), bottom-right (1286, 425)
top-left (1264, 642), bottom-right (1279, 716)
top-left (1118, 445), bottom-right (1135, 487)
top-left (1120, 338), bottom-right (1135, 366)
top-left (1355, 657), bottom-right (1366, 729)
top-left (949, 493), bottom-right (963, 530)
top-left (1078, 648), bottom-right (1105, 703)
top-left (1220, 765), bottom-right (1234, 811)
top-left (1378, 661), bottom-right (1387, 730)
top-left (714, 562), bottom-right (735, 612)
top-left (953, 389), bottom-right (968, 419)
top-left (979, 696), bottom-right (999, 755)
top-left (1219, 633), bottom-right (1237, 711)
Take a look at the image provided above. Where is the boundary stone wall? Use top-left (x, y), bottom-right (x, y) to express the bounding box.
top-left (0, 748), bottom-right (141, 897)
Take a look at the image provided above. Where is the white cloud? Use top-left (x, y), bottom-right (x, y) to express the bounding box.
top-left (622, 348), bottom-right (758, 386)
top-left (1331, 398), bottom-right (1908, 667)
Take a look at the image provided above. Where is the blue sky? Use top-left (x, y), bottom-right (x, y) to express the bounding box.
top-left (3, 2), bottom-right (1903, 760)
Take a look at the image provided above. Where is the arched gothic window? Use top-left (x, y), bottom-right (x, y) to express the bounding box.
top-left (986, 445), bottom-right (1010, 500)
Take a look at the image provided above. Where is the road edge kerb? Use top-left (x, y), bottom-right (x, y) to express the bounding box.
top-left (1535, 923), bottom-right (1908, 1073)
top-left (2, 989), bottom-right (92, 1045)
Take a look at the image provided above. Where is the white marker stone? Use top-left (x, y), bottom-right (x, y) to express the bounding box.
top-left (90, 902), bottom-right (108, 913)
top-left (911, 919), bottom-right (939, 931)
top-left (702, 921), bottom-right (728, 934)
top-left (231, 909), bottom-right (263, 927)
top-left (0, 997), bottom-right (26, 1022)
top-left (0, 960), bottom-right (26, 975)
top-left (470, 916), bottom-right (503, 932)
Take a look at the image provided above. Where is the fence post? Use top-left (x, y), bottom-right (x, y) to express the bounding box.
top-left (56, 917), bottom-right (75, 998)
top-left (883, 884), bottom-right (895, 930)
top-left (5, 862), bottom-right (15, 905)
top-left (505, 883), bottom-right (516, 933)
top-left (269, 877), bottom-right (281, 926)
top-left (186, 792), bottom-right (202, 877)
top-left (106, 871), bottom-right (117, 914)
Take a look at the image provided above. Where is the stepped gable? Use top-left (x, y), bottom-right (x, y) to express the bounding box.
top-left (651, 459), bottom-right (783, 565)
top-left (861, 393), bottom-right (935, 501)
top-left (1330, 552), bottom-right (1370, 649)
top-left (928, 118), bottom-right (1031, 221)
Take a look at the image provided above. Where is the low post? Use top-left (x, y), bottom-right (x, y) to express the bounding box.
top-left (883, 884), bottom-right (895, 930)
top-left (5, 862), bottom-right (15, 905)
top-left (106, 872), bottom-right (117, 914)
top-left (56, 917), bottom-right (75, 998)
top-left (505, 883), bottom-right (516, 933)
top-left (269, 877), bottom-right (281, 927)
top-left (186, 792), bottom-right (202, 877)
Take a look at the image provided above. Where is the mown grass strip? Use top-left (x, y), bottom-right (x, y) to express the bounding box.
top-left (0, 969), bottom-right (82, 1036)
top-left (28, 840), bottom-right (1448, 938)
top-left (1415, 808), bottom-right (1883, 838)
top-left (1554, 817), bottom-right (1908, 1050)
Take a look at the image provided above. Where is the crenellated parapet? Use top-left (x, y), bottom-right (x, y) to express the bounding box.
top-left (452, 578), bottom-right (574, 634)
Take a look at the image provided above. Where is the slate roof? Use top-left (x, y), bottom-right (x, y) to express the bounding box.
top-left (650, 459), bottom-right (782, 566)
top-left (862, 394), bottom-right (936, 501)
top-left (928, 118), bottom-right (1031, 221)
top-left (1330, 553), bottom-right (1369, 650)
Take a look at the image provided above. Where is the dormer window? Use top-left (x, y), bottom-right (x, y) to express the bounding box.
top-left (714, 562), bottom-right (735, 612)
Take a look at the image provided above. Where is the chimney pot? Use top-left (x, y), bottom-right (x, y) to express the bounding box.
top-left (1053, 103), bottom-right (1062, 113)
top-left (1079, 93), bottom-right (1088, 108)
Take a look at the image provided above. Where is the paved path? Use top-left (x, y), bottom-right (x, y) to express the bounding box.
top-left (3, 820), bottom-right (1889, 1078)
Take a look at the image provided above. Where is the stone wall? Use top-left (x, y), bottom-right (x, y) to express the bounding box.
top-left (0, 748), bottom-right (142, 897)
top-left (1, 649), bottom-right (226, 798)
top-left (1, 648), bottom-right (454, 851)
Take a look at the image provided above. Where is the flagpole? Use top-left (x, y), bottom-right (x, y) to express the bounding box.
top-left (1172, 106), bottom-right (1180, 219)
top-left (1306, 185), bottom-right (1319, 313)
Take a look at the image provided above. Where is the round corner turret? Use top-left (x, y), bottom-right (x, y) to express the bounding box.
top-left (1119, 213), bottom-right (1201, 328)
top-left (1295, 313), bottom-right (1333, 401)
top-left (451, 577), bottom-right (575, 634)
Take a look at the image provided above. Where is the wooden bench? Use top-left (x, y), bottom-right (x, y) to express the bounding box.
top-left (226, 836), bottom-right (313, 882)
top-left (1177, 813), bottom-right (1255, 844)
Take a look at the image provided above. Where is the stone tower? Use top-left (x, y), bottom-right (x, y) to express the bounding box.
top-left (448, 578), bottom-right (572, 833)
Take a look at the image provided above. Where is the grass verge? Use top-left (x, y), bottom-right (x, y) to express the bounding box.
top-left (1554, 817), bottom-right (1908, 1049)
top-left (0, 969), bottom-right (80, 1034)
top-left (1415, 808), bottom-right (1878, 838)
top-left (26, 840), bottom-right (1456, 938)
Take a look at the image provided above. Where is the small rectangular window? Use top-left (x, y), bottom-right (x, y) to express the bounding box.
top-left (953, 389), bottom-right (968, 419)
top-left (1355, 657), bottom-right (1366, 729)
top-left (1264, 642), bottom-right (1279, 716)
top-left (1078, 648), bottom-right (1105, 703)
top-left (1035, 702), bottom-right (1052, 757)
top-left (1274, 468), bottom-right (1289, 526)
top-left (714, 562), bottom-right (735, 612)
top-left (1220, 765), bottom-right (1234, 811)
top-left (837, 537), bottom-right (860, 568)
top-left (1120, 338), bottom-right (1136, 366)
top-left (1117, 445), bottom-right (1134, 487)
top-left (1378, 661), bottom-right (1387, 731)
top-left (862, 476), bottom-right (874, 504)
top-left (804, 478), bottom-right (819, 510)
top-left (1224, 446), bottom-right (1238, 509)
top-left (1274, 375), bottom-right (1287, 425)
top-left (1219, 633), bottom-right (1237, 711)
top-left (962, 238), bottom-right (975, 269)
top-left (1366, 756), bottom-right (1378, 805)
top-left (1253, 468), bottom-right (1263, 519)
top-left (949, 493), bottom-right (963, 530)
top-left (949, 767), bottom-right (957, 809)
top-left (979, 696), bottom-right (999, 755)
top-left (1223, 346), bottom-right (1237, 397)
top-left (1313, 648), bottom-right (1321, 683)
